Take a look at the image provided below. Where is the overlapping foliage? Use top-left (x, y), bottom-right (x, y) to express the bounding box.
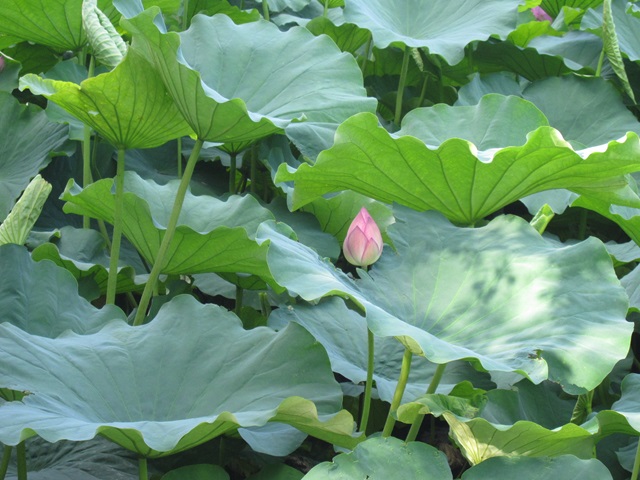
top-left (1, 0), bottom-right (640, 479)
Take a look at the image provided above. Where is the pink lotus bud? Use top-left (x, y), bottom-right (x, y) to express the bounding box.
top-left (343, 207), bottom-right (383, 269)
top-left (531, 6), bottom-right (553, 22)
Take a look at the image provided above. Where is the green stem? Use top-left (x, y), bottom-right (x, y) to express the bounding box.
top-left (417, 74), bottom-right (428, 108)
top-left (382, 348), bottom-right (413, 437)
top-left (138, 457), bottom-right (148, 480)
top-left (405, 363), bottom-right (447, 442)
top-left (632, 439), bottom-right (640, 480)
top-left (16, 442), bottom-right (26, 480)
top-left (235, 286), bottom-right (243, 317)
top-left (229, 152), bottom-right (237, 193)
top-left (0, 445), bottom-right (11, 480)
top-left (259, 292), bottom-right (271, 319)
top-left (262, 0), bottom-right (270, 21)
top-left (578, 209), bottom-right (588, 240)
top-left (133, 139), bottom-right (204, 326)
top-left (82, 55), bottom-right (95, 229)
top-left (394, 46), bottom-right (410, 126)
top-left (595, 47), bottom-right (605, 77)
top-left (177, 137), bottom-right (183, 179)
top-left (106, 148), bottom-right (126, 305)
top-left (359, 328), bottom-right (375, 434)
top-left (323, 0), bottom-right (329, 16)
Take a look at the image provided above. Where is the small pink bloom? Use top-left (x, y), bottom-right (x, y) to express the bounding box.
top-left (343, 207), bottom-right (383, 269)
top-left (531, 6), bottom-right (553, 22)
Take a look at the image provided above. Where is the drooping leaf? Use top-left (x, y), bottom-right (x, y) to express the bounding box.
top-left (601, 0), bottom-right (635, 101)
top-left (542, 0), bottom-right (603, 18)
top-left (302, 436), bottom-right (453, 479)
top-left (461, 455), bottom-right (613, 479)
top-left (20, 47), bottom-right (193, 150)
top-left (276, 111), bottom-right (640, 225)
top-left (0, 243), bottom-right (124, 337)
top-left (582, 0), bottom-right (640, 62)
top-left (122, 9), bottom-right (375, 155)
top-left (305, 16), bottom-right (370, 54)
top-left (257, 207), bottom-right (632, 394)
top-left (0, 92), bottom-right (68, 219)
top-left (0, 295), bottom-right (359, 456)
top-left (60, 172), bottom-right (277, 284)
top-left (343, 0), bottom-right (521, 65)
top-left (0, 0), bottom-right (115, 51)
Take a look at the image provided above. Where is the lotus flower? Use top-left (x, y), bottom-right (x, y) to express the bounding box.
top-left (343, 207), bottom-right (383, 269)
top-left (531, 6), bottom-right (553, 22)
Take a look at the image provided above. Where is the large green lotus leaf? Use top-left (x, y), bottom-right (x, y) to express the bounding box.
top-left (302, 436), bottom-right (452, 480)
top-left (31, 226), bottom-right (149, 297)
top-left (61, 171), bottom-right (276, 281)
top-left (276, 112), bottom-right (640, 225)
top-left (582, 0), bottom-right (640, 61)
top-left (521, 76), bottom-right (640, 148)
top-left (271, 298), bottom-right (494, 404)
top-left (5, 437), bottom-right (138, 480)
top-left (122, 9), bottom-right (375, 154)
top-left (397, 94), bottom-right (549, 150)
top-left (0, 243), bottom-right (125, 337)
top-left (256, 207), bottom-right (632, 394)
top-left (456, 75), bottom-right (640, 149)
top-left (461, 455), bottom-right (613, 479)
top-left (0, 92), bottom-right (68, 220)
top-left (20, 47), bottom-right (193, 150)
top-left (542, 0), bottom-right (603, 18)
top-left (343, 0), bottom-right (520, 65)
top-left (0, 295), bottom-right (359, 456)
top-left (0, 0), bottom-right (115, 51)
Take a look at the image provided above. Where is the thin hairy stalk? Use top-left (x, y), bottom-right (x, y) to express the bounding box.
top-left (0, 445), bottom-right (11, 480)
top-left (177, 137), bottom-right (183, 179)
top-left (324, 0), bottom-right (329, 16)
top-left (405, 363), bottom-right (447, 442)
top-left (229, 152), bottom-right (238, 193)
top-left (235, 286), bottom-right (244, 316)
top-left (262, 0), bottom-right (270, 20)
top-left (16, 442), bottom-right (26, 480)
top-left (632, 439), bottom-right (640, 480)
top-left (106, 147), bottom-right (126, 304)
top-left (133, 138), bottom-right (204, 326)
top-left (382, 348), bottom-right (413, 437)
top-left (359, 328), bottom-right (375, 433)
top-left (394, 46), bottom-right (410, 126)
top-left (138, 457), bottom-right (148, 480)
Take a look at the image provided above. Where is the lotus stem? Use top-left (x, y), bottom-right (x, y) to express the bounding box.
top-left (394, 45), bottom-right (410, 126)
top-left (16, 442), bottom-right (26, 480)
top-left (177, 137), bottom-right (183, 179)
top-left (82, 55), bottom-right (95, 229)
top-left (359, 328), bottom-right (375, 434)
top-left (235, 286), bottom-right (243, 317)
top-left (0, 445), bottom-right (11, 480)
top-left (262, 0), bottom-right (270, 21)
top-left (631, 439), bottom-right (640, 480)
top-left (323, 0), bottom-right (329, 16)
top-left (405, 363), bottom-right (447, 443)
top-left (106, 147), bottom-right (126, 305)
top-left (138, 457), bottom-right (148, 480)
top-left (229, 152), bottom-right (238, 193)
top-left (382, 348), bottom-right (413, 437)
top-left (182, 0), bottom-right (189, 30)
top-left (250, 144), bottom-right (257, 195)
top-left (361, 34), bottom-right (372, 76)
top-left (133, 138), bottom-right (204, 326)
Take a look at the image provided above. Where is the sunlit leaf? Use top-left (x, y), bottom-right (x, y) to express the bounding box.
top-left (343, 0), bottom-right (521, 65)
top-left (257, 207), bottom-right (632, 394)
